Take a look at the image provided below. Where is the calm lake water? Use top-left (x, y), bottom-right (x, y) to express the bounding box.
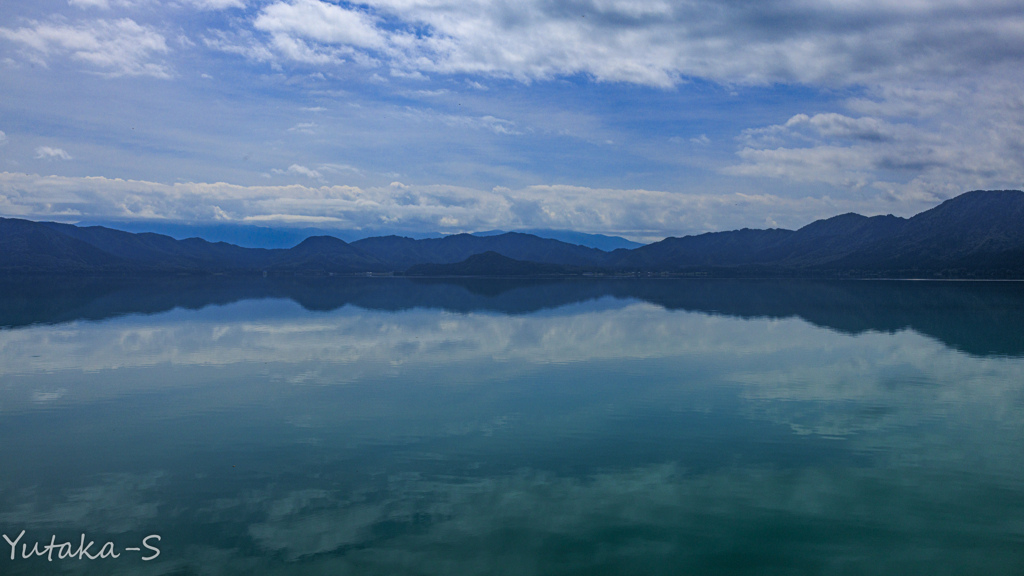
top-left (1, 278), bottom-right (1023, 575)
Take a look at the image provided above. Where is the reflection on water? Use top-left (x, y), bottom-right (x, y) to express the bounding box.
top-left (1, 279), bottom-right (1023, 574)
top-left (3, 276), bottom-right (1024, 356)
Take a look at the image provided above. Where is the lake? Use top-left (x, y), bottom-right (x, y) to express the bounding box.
top-left (1, 277), bottom-right (1023, 575)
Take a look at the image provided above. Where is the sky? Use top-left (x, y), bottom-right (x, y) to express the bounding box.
top-left (1, 0), bottom-right (1022, 242)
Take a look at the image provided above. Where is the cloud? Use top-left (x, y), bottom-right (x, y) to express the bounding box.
top-left (247, 0), bottom-right (386, 65)
top-left (271, 164), bottom-right (323, 179)
top-left (203, 29), bottom-right (276, 63)
top-left (255, 0), bottom-right (384, 50)
top-left (0, 171), bottom-right (935, 241)
top-left (68, 0), bottom-right (113, 8)
top-left (68, 0), bottom-right (244, 9)
top-left (0, 131), bottom-right (7, 145)
top-left (183, 0), bottom-right (246, 9)
top-left (67, 0), bottom-right (137, 8)
top-left (726, 86), bottom-right (1024, 203)
top-left (34, 146), bottom-right (72, 160)
top-left (317, 163), bottom-right (362, 175)
top-left (221, 0), bottom-right (1024, 89)
top-left (0, 18), bottom-right (170, 77)
top-left (288, 121), bottom-right (319, 134)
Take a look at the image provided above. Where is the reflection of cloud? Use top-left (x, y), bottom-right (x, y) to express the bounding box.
top-left (0, 472), bottom-right (163, 534)
top-left (1, 300), bottom-right (1023, 444)
top-left (155, 463), bottom-right (1024, 573)
top-left (4, 459), bottom-right (1023, 573)
top-left (249, 491), bottom-right (384, 560)
top-left (31, 388), bottom-right (66, 402)
top-left (1, 300), bottom-right (1023, 572)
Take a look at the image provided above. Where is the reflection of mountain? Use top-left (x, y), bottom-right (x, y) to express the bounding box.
top-left (2, 276), bottom-right (1022, 357)
top-left (405, 251), bottom-right (575, 276)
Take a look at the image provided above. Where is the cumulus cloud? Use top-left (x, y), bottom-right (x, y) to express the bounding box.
top-left (0, 18), bottom-right (170, 77)
top-left (255, 0), bottom-right (384, 50)
top-left (34, 146), bottom-right (72, 160)
top-left (248, 0), bottom-right (386, 65)
top-left (0, 171), bottom-right (930, 241)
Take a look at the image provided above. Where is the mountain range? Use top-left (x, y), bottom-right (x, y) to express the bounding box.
top-left (74, 221), bottom-right (641, 250)
top-left (2, 189), bottom-right (1023, 278)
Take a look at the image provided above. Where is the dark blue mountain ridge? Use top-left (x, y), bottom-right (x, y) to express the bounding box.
top-left (271, 235), bottom-right (388, 273)
top-left (350, 232), bottom-right (609, 269)
top-left (472, 229), bottom-right (643, 250)
top-left (2, 189), bottom-right (1023, 277)
top-left (611, 190), bottom-right (1024, 274)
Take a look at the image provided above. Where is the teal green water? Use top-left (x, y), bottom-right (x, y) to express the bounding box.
top-left (1, 279), bottom-right (1023, 575)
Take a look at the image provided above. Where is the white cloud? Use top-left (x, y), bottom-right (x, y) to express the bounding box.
top-left (182, 0), bottom-right (245, 9)
top-left (0, 131), bottom-right (7, 145)
top-left (203, 29), bottom-right (276, 63)
top-left (68, 0), bottom-right (244, 9)
top-left (255, 0), bottom-right (384, 50)
top-left (34, 146), bottom-right (72, 160)
top-left (0, 18), bottom-right (170, 77)
top-left (245, 0), bottom-right (386, 65)
top-left (0, 171), bottom-right (935, 241)
top-left (271, 164), bottom-right (323, 179)
top-left (318, 163), bottom-right (361, 175)
top-left (67, 0), bottom-right (137, 9)
top-left (288, 122), bottom-right (319, 134)
top-left (68, 0), bottom-right (113, 8)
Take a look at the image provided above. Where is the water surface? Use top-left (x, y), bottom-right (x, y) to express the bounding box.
top-left (1, 278), bottom-right (1023, 575)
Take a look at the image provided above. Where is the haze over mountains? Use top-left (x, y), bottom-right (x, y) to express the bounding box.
top-left (2, 190), bottom-right (1023, 278)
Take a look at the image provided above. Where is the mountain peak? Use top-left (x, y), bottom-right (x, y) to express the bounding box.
top-left (292, 235), bottom-right (349, 250)
top-left (910, 189), bottom-right (1024, 227)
